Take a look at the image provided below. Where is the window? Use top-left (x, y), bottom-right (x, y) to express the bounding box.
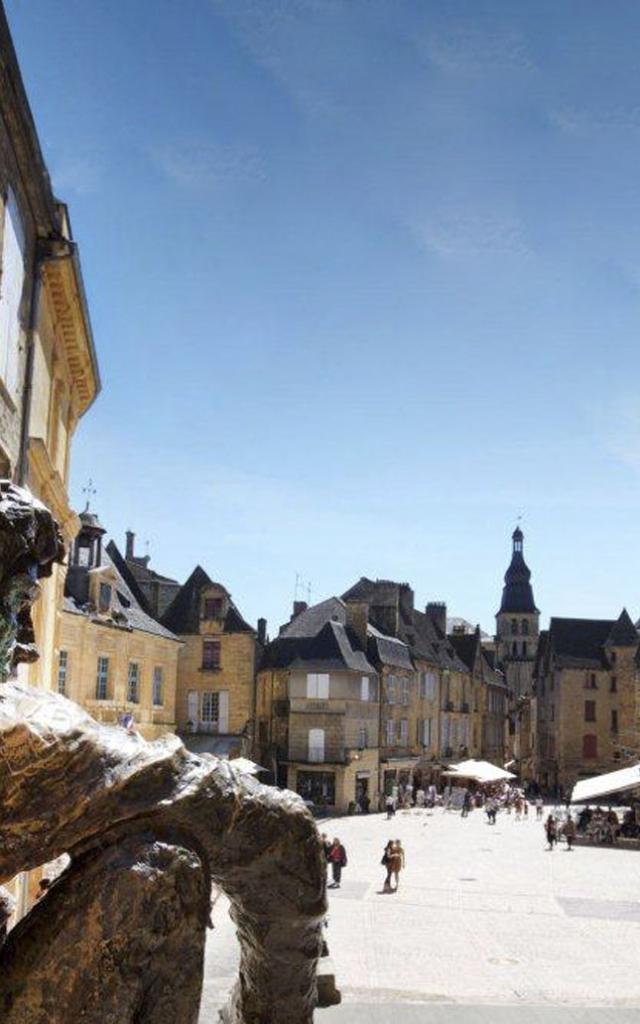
top-left (203, 597), bottom-right (223, 619)
top-left (385, 719), bottom-right (395, 745)
top-left (357, 725), bottom-right (367, 748)
top-left (400, 677), bottom-right (410, 705)
top-left (584, 700), bottom-right (596, 722)
top-left (611, 709), bottom-right (618, 733)
top-left (98, 583), bottom-right (112, 612)
top-left (387, 674), bottom-right (396, 703)
top-left (308, 728), bottom-right (325, 763)
top-left (127, 662), bottom-right (140, 703)
top-left (202, 639), bottom-right (221, 670)
top-left (512, 641), bottom-right (518, 656)
top-left (201, 691), bottom-right (220, 725)
top-left (585, 673), bottom-right (597, 690)
top-left (57, 650), bottom-right (68, 696)
top-left (152, 666), bottom-right (163, 706)
top-left (421, 718), bottom-right (432, 747)
top-left (399, 718), bottom-right (409, 745)
top-left (96, 656), bottom-right (109, 700)
top-left (78, 544), bottom-right (91, 567)
top-left (421, 671), bottom-right (437, 700)
top-left (0, 188), bottom-right (25, 396)
top-left (522, 641), bottom-right (527, 658)
top-left (521, 619), bottom-right (529, 636)
top-left (610, 650), bottom-right (616, 664)
top-left (610, 676), bottom-right (617, 693)
top-left (511, 619), bottom-right (518, 635)
top-left (306, 673), bottom-right (329, 699)
top-left (583, 734), bottom-right (597, 758)
top-left (297, 770), bottom-right (335, 805)
top-left (360, 676), bottom-right (370, 702)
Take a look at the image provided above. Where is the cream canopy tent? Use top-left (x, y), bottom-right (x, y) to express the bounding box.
top-left (442, 759), bottom-right (516, 784)
top-left (570, 764), bottom-right (640, 804)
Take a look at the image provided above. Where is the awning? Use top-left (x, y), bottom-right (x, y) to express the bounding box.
top-left (571, 764), bottom-right (640, 804)
top-left (443, 759), bottom-right (516, 784)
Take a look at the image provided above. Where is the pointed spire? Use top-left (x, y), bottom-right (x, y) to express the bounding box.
top-left (605, 608), bottom-right (638, 647)
top-left (497, 526), bottom-right (538, 615)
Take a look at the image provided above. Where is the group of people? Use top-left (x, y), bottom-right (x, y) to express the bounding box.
top-left (380, 839), bottom-right (405, 892)
top-left (320, 835), bottom-right (348, 888)
top-left (544, 813), bottom-right (577, 850)
top-left (385, 782), bottom-right (439, 817)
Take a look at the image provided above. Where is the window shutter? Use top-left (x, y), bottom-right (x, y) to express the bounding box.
top-left (218, 690), bottom-right (229, 733)
top-left (0, 189), bottom-right (25, 396)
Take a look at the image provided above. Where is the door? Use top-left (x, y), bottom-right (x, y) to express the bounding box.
top-left (187, 691), bottom-right (199, 732)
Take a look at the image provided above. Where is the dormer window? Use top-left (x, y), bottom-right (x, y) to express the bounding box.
top-left (99, 583), bottom-right (112, 613)
top-left (203, 596), bottom-right (224, 620)
top-left (78, 543), bottom-right (91, 567)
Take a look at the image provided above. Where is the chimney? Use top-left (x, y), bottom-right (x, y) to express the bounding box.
top-left (257, 617), bottom-right (267, 645)
top-left (345, 599), bottom-right (369, 650)
top-left (426, 602), bottom-right (447, 636)
top-left (125, 530), bottom-right (135, 560)
top-left (291, 600), bottom-right (308, 621)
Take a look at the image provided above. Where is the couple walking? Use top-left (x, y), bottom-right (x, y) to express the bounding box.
top-left (381, 839), bottom-right (405, 893)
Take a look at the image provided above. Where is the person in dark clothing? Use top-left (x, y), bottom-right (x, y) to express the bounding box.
top-left (381, 839), bottom-right (394, 892)
top-left (545, 814), bottom-right (557, 850)
top-left (320, 833), bottom-right (332, 861)
top-left (461, 789), bottom-right (472, 818)
top-left (327, 837), bottom-right (347, 888)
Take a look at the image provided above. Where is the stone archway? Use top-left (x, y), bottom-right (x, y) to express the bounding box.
top-left (0, 683), bottom-right (327, 1023)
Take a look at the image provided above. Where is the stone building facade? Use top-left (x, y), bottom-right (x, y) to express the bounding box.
top-left (532, 610), bottom-right (639, 793)
top-left (449, 627), bottom-right (507, 766)
top-left (256, 599), bottom-right (380, 814)
top-left (60, 507), bottom-right (180, 739)
top-left (0, 9), bottom-right (100, 697)
top-left (161, 566), bottom-right (259, 757)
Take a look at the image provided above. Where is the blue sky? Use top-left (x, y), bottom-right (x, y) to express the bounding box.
top-left (7, 0), bottom-right (640, 635)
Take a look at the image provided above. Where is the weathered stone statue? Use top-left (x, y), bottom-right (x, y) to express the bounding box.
top-left (0, 482), bottom-right (327, 1023)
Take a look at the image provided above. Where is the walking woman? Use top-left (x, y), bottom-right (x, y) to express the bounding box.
top-left (387, 839), bottom-right (405, 891)
top-left (327, 837), bottom-right (347, 888)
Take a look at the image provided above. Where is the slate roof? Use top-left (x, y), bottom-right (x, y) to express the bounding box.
top-left (605, 609), bottom-right (638, 647)
top-left (498, 531), bottom-right (539, 615)
top-left (547, 616), bottom-right (620, 669)
top-left (260, 620), bottom-right (375, 674)
top-left (447, 632), bottom-right (479, 673)
top-left (280, 597), bottom-right (346, 637)
top-left (63, 546), bottom-right (179, 642)
top-left (367, 625), bottom-right (414, 670)
top-left (161, 565), bottom-right (254, 636)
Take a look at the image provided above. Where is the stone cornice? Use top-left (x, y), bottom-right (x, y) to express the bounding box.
top-left (43, 256), bottom-right (100, 417)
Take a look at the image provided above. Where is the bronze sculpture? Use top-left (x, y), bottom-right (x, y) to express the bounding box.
top-left (0, 482), bottom-right (327, 1023)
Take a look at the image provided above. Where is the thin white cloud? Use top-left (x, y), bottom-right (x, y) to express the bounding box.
top-left (420, 24), bottom-right (534, 74)
top-left (209, 0), bottom-right (349, 118)
top-left (413, 206), bottom-right (532, 261)
top-left (550, 104), bottom-right (640, 136)
top-left (150, 142), bottom-right (266, 191)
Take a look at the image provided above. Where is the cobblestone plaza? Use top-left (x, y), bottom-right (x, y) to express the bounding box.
top-left (201, 804), bottom-right (640, 1022)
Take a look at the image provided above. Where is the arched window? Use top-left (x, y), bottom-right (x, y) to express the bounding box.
top-left (511, 619), bottom-right (518, 635)
top-left (308, 728), bottom-right (325, 763)
top-left (521, 619), bottom-right (529, 635)
top-left (522, 641), bottom-right (527, 657)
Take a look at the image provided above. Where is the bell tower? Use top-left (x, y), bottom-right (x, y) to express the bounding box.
top-left (495, 526), bottom-right (539, 699)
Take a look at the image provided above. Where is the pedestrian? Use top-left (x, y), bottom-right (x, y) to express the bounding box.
top-left (320, 832), bottom-right (331, 861)
top-left (461, 789), bottom-right (472, 818)
top-left (545, 814), bottom-right (557, 850)
top-left (381, 839), bottom-right (394, 892)
top-left (524, 799), bottom-right (529, 820)
top-left (485, 797), bottom-right (497, 825)
top-left (535, 797), bottom-right (543, 820)
top-left (514, 794), bottom-right (523, 821)
top-left (563, 814), bottom-right (576, 851)
top-left (327, 837), bottom-right (347, 888)
top-left (385, 794), bottom-right (395, 819)
top-left (387, 839), bottom-right (405, 891)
